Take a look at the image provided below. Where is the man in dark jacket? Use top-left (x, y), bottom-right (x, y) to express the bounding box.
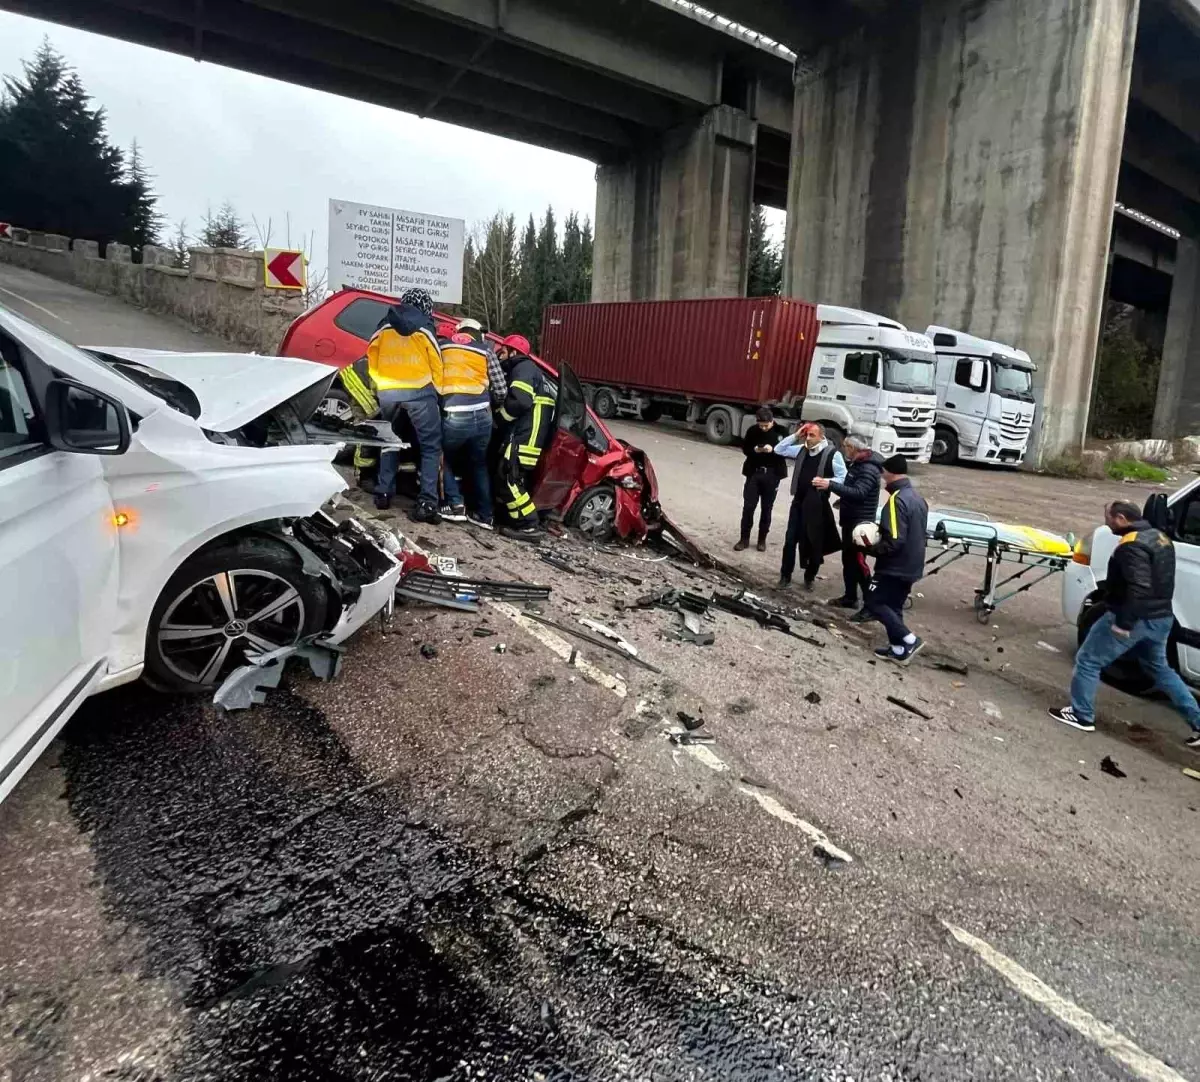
top-left (814, 434), bottom-right (883, 608)
top-left (735, 406), bottom-right (789, 552)
top-left (1051, 501), bottom-right (1200, 745)
top-left (861, 455), bottom-right (928, 664)
top-left (774, 423), bottom-right (846, 590)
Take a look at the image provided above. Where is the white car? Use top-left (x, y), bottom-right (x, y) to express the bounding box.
top-left (0, 306), bottom-right (403, 805)
top-left (1062, 476), bottom-right (1200, 693)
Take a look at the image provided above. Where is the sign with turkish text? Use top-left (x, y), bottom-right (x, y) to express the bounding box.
top-left (264, 248), bottom-right (306, 290)
top-left (327, 199), bottom-right (464, 303)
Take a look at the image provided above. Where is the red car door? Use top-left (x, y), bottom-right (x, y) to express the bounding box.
top-left (533, 360), bottom-right (589, 512)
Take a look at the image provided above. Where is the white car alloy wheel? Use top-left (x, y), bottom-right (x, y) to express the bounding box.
top-left (155, 568), bottom-right (308, 687)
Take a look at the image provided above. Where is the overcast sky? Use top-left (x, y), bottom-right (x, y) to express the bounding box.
top-left (0, 11), bottom-right (601, 280)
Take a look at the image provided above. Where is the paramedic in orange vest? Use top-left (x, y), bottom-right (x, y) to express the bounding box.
top-left (367, 287), bottom-right (444, 524)
top-left (438, 318), bottom-right (507, 529)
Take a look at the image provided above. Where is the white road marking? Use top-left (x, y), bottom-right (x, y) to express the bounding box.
top-left (489, 602), bottom-right (627, 698)
top-left (677, 743), bottom-right (728, 772)
top-left (0, 285), bottom-right (71, 323)
top-left (740, 787), bottom-right (855, 863)
top-left (943, 922), bottom-right (1188, 1082)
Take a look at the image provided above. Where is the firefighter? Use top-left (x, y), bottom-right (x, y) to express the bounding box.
top-left (366, 287), bottom-right (444, 523)
top-left (494, 334), bottom-right (553, 541)
top-left (438, 319), bottom-right (505, 529)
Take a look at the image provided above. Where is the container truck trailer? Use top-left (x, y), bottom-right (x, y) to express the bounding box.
top-left (926, 326), bottom-right (1037, 467)
top-left (540, 298), bottom-right (938, 462)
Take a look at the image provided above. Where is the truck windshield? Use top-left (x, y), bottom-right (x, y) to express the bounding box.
top-left (882, 351), bottom-right (936, 394)
top-left (992, 361), bottom-right (1034, 401)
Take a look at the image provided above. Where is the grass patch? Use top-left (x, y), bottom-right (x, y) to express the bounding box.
top-left (1105, 458), bottom-right (1169, 483)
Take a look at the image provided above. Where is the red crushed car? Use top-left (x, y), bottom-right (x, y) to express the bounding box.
top-left (279, 288), bottom-right (662, 541)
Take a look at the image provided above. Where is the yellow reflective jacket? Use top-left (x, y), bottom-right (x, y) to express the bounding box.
top-left (441, 341), bottom-right (491, 403)
top-left (366, 310), bottom-right (443, 393)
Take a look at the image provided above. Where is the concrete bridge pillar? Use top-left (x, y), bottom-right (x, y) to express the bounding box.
top-left (783, 0), bottom-right (1140, 462)
top-left (1152, 236), bottom-right (1200, 438)
top-left (592, 105), bottom-right (757, 301)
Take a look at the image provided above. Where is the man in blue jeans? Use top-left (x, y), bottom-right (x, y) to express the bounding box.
top-left (438, 320), bottom-right (504, 529)
top-left (368, 288), bottom-right (445, 524)
top-left (1051, 500), bottom-right (1200, 748)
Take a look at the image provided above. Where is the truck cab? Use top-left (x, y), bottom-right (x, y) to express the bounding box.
top-left (802, 306), bottom-right (937, 462)
top-left (927, 326), bottom-right (1037, 466)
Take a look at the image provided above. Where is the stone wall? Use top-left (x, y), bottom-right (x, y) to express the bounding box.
top-left (0, 228), bottom-right (304, 354)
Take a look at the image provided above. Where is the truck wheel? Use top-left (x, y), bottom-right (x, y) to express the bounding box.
top-left (592, 387), bottom-right (618, 419)
top-left (567, 485), bottom-right (617, 542)
top-left (931, 427), bottom-right (959, 465)
top-left (705, 408), bottom-right (735, 445)
top-left (1076, 599), bottom-right (1181, 696)
top-left (144, 536), bottom-right (330, 693)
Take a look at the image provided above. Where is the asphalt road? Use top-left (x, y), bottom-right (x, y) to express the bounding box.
top-left (0, 260), bottom-right (229, 350)
top-left (2, 265), bottom-right (1199, 1082)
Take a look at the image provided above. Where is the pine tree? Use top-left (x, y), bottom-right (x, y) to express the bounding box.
top-left (124, 140), bottom-right (162, 251)
top-left (510, 214), bottom-right (541, 343)
top-left (578, 216), bottom-right (594, 302)
top-left (168, 219), bottom-right (190, 269)
top-left (746, 204), bottom-right (782, 298)
top-left (0, 39), bottom-right (144, 245)
top-left (534, 206), bottom-right (559, 331)
top-left (200, 201), bottom-right (250, 249)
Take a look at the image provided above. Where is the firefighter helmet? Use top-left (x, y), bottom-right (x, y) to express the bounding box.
top-left (503, 334), bottom-right (531, 355)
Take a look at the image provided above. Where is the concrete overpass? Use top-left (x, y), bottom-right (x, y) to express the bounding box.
top-left (769, 0), bottom-right (1200, 456)
top-left (8, 0), bottom-right (1200, 454)
top-left (4, 0), bottom-right (808, 302)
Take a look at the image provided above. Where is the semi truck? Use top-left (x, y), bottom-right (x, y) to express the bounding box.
top-left (539, 298), bottom-right (938, 461)
top-left (926, 326), bottom-right (1037, 467)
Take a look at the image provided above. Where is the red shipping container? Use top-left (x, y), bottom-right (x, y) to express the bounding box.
top-left (540, 297), bottom-right (820, 407)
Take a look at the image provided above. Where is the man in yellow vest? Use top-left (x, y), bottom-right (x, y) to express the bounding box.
top-left (438, 319), bottom-right (506, 529)
top-left (367, 287), bottom-right (444, 523)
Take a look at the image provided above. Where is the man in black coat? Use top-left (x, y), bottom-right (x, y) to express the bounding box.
top-left (735, 406), bottom-right (789, 552)
top-left (814, 434), bottom-right (884, 609)
top-left (775, 422), bottom-right (846, 591)
top-left (1050, 500), bottom-right (1200, 745)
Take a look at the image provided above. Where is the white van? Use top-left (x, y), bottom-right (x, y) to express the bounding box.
top-left (1061, 477), bottom-right (1200, 692)
top-left (0, 305), bottom-right (402, 805)
top-left (926, 326), bottom-right (1037, 466)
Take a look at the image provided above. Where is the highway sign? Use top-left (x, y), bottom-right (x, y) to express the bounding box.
top-left (328, 199), bottom-right (464, 303)
top-left (264, 248), bottom-right (306, 290)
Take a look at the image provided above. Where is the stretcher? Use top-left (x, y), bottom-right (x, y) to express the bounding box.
top-left (922, 507), bottom-right (1074, 622)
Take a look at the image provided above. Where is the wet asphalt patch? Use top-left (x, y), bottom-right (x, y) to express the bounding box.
top-left (60, 684), bottom-right (815, 1080)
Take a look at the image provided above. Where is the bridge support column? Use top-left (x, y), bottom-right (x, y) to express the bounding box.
top-left (1152, 237), bottom-right (1200, 439)
top-left (592, 105), bottom-right (756, 301)
top-left (783, 0), bottom-right (1139, 462)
